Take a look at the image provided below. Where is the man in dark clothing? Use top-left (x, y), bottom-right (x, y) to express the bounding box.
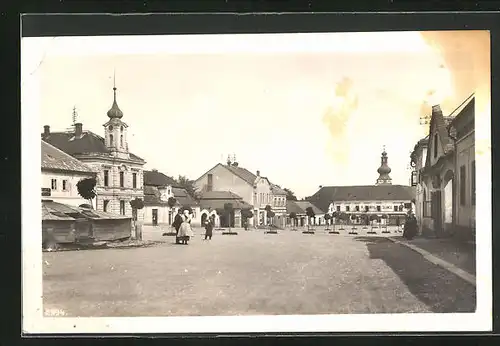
top-left (204, 217), bottom-right (214, 240)
top-left (172, 210), bottom-right (183, 244)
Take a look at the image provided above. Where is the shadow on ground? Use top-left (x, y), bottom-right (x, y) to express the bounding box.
top-left (354, 237), bottom-right (476, 313)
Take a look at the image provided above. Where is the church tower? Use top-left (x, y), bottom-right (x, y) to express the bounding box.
top-left (376, 146), bottom-right (392, 185)
top-left (103, 74), bottom-right (130, 160)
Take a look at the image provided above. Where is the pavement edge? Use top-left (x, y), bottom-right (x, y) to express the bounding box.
top-left (387, 237), bottom-right (476, 287)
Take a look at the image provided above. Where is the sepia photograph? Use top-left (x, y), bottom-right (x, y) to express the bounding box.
top-left (22, 28), bottom-right (491, 334)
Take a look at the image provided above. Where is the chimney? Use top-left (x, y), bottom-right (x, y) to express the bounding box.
top-left (256, 170), bottom-right (260, 176)
top-left (43, 125), bottom-right (50, 137)
top-left (232, 162), bottom-right (239, 167)
top-left (74, 122), bottom-right (83, 137)
top-left (431, 105), bottom-right (443, 117)
top-left (151, 168), bottom-right (158, 172)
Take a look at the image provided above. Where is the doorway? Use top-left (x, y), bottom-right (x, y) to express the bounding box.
top-left (201, 213), bottom-right (208, 226)
top-left (152, 209), bottom-right (158, 226)
top-left (431, 191), bottom-right (442, 236)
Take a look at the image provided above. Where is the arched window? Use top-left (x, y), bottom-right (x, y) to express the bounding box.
top-left (109, 134), bottom-right (114, 146)
top-left (120, 135), bottom-right (123, 147)
top-left (120, 126), bottom-right (124, 132)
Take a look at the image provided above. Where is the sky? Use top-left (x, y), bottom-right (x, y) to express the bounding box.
top-left (23, 31), bottom-right (487, 199)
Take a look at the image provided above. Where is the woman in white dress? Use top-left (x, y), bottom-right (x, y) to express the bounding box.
top-left (178, 209), bottom-right (194, 245)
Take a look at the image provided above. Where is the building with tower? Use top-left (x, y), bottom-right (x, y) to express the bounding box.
top-left (41, 80), bottom-right (146, 220)
top-left (308, 148), bottom-right (414, 226)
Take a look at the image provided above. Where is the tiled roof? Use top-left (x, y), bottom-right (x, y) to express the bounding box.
top-left (41, 140), bottom-right (96, 174)
top-left (144, 170), bottom-right (178, 187)
top-left (308, 185), bottom-right (415, 213)
top-left (224, 164), bottom-right (257, 185)
top-left (199, 191), bottom-right (243, 200)
top-left (42, 130), bottom-right (145, 162)
top-left (143, 185), bottom-right (166, 205)
top-left (42, 203), bottom-right (75, 221)
top-left (42, 200), bottom-right (131, 220)
top-left (199, 198), bottom-right (253, 212)
top-left (172, 187), bottom-right (198, 207)
top-left (288, 201), bottom-right (324, 215)
top-left (271, 184), bottom-right (287, 195)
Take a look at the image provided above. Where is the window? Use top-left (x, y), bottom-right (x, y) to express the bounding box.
top-left (376, 205), bottom-right (381, 212)
top-left (345, 206), bottom-right (350, 212)
top-left (394, 205), bottom-right (398, 212)
top-left (62, 179), bottom-right (68, 191)
top-left (120, 126), bottom-right (124, 132)
top-left (471, 160), bottom-right (476, 205)
top-left (120, 171), bottom-right (124, 187)
top-left (207, 174), bottom-right (213, 192)
top-left (399, 205), bottom-right (404, 211)
top-left (460, 165), bottom-right (466, 206)
top-left (365, 206), bottom-right (369, 212)
top-left (104, 170), bottom-right (109, 187)
top-left (132, 173), bottom-right (137, 188)
top-left (336, 206), bottom-right (341, 212)
top-left (120, 135), bottom-right (123, 147)
top-left (355, 205), bottom-right (359, 212)
top-left (51, 179), bottom-right (57, 190)
top-left (103, 200), bottom-right (109, 212)
top-left (109, 134), bottom-right (114, 146)
top-left (433, 133), bottom-right (438, 158)
top-left (120, 200), bottom-right (126, 215)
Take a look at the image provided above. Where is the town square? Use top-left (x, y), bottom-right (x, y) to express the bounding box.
top-left (25, 29), bottom-right (487, 324)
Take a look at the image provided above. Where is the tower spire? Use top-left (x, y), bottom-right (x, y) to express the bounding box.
top-left (376, 146), bottom-right (392, 185)
top-left (107, 70), bottom-right (124, 119)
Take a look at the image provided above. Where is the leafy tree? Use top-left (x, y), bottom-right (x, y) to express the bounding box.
top-left (176, 175), bottom-right (201, 200)
top-left (324, 213), bottom-right (332, 229)
top-left (331, 211), bottom-right (338, 230)
top-left (306, 206), bottom-right (315, 229)
top-left (129, 198), bottom-right (145, 240)
top-left (76, 177), bottom-right (97, 208)
top-left (241, 209), bottom-right (254, 230)
top-left (167, 197), bottom-right (177, 208)
top-left (224, 202), bottom-right (234, 231)
top-left (289, 212), bottom-right (297, 228)
top-left (283, 188), bottom-right (297, 201)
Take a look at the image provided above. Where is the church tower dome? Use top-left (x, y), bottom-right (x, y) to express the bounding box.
top-left (107, 85), bottom-right (124, 119)
top-left (376, 146), bottom-right (392, 185)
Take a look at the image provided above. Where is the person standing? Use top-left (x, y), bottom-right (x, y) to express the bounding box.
top-left (204, 216), bottom-right (214, 240)
top-left (172, 209), bottom-right (183, 244)
top-left (178, 209), bottom-right (195, 245)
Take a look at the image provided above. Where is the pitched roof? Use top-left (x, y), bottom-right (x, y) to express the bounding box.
top-left (143, 185), bottom-right (167, 206)
top-left (270, 184), bottom-right (287, 195)
top-left (286, 200), bottom-right (323, 215)
top-left (42, 200), bottom-right (131, 220)
top-left (144, 170), bottom-right (178, 187)
top-left (41, 140), bottom-right (96, 174)
top-left (172, 187), bottom-right (198, 207)
top-left (308, 185), bottom-right (415, 213)
top-left (198, 198), bottom-right (253, 212)
top-left (42, 129), bottom-right (145, 162)
top-left (199, 190), bottom-right (243, 200)
top-left (224, 164), bottom-right (258, 185)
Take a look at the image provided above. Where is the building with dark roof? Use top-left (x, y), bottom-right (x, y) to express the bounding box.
top-left (41, 83), bottom-right (146, 219)
top-left (197, 190), bottom-right (253, 228)
top-left (193, 156), bottom-right (288, 228)
top-left (286, 200), bottom-right (326, 227)
top-left (142, 169), bottom-right (200, 227)
top-left (416, 94), bottom-right (475, 240)
top-left (308, 148), bottom-right (415, 226)
top-left (41, 140), bottom-right (97, 207)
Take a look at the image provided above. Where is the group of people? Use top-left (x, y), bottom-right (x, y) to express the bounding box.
top-left (172, 209), bottom-right (214, 245)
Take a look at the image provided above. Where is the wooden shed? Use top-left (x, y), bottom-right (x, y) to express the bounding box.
top-left (41, 200), bottom-right (132, 246)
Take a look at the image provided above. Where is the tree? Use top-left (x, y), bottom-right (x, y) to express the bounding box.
top-left (324, 213), bottom-right (332, 230)
top-left (224, 202), bottom-right (234, 232)
top-left (167, 197), bottom-right (177, 208)
top-left (76, 177), bottom-right (97, 209)
top-left (176, 175), bottom-right (200, 200)
top-left (331, 211), bottom-right (338, 230)
top-left (289, 212), bottom-right (297, 228)
top-left (305, 206), bottom-right (315, 230)
top-left (129, 198), bottom-right (145, 240)
top-left (283, 188), bottom-right (297, 201)
top-left (241, 209), bottom-right (254, 230)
